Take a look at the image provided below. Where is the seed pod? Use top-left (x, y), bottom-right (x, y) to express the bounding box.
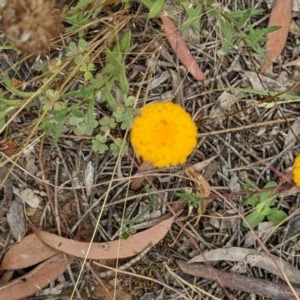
top-left (1, 0), bottom-right (64, 54)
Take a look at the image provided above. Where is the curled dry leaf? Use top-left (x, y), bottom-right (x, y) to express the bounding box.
top-left (185, 166), bottom-right (211, 198)
top-left (286, 56), bottom-right (300, 67)
top-left (185, 165), bottom-right (211, 224)
top-left (189, 247), bottom-right (300, 284)
top-left (160, 13), bottom-right (206, 81)
top-left (0, 253), bottom-right (73, 300)
top-left (34, 216), bottom-right (175, 260)
top-left (1, 234), bottom-right (58, 271)
top-left (261, 0), bottom-right (292, 73)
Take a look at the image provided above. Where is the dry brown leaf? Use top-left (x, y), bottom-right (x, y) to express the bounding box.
top-left (160, 13), bottom-right (206, 81)
top-left (130, 161), bottom-right (154, 191)
top-left (185, 166), bottom-right (211, 198)
top-left (261, 0), bottom-right (292, 73)
top-left (185, 166), bottom-right (211, 224)
top-left (284, 120), bottom-right (300, 148)
top-left (0, 253), bottom-right (73, 300)
top-left (289, 19), bottom-right (300, 36)
top-left (245, 71), bottom-right (286, 92)
top-left (189, 247), bottom-right (300, 284)
top-left (35, 216), bottom-right (175, 260)
top-left (286, 56), bottom-right (300, 67)
top-left (6, 200), bottom-right (27, 242)
top-left (1, 234), bottom-right (58, 271)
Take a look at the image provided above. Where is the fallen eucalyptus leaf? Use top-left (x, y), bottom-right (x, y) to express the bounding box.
top-left (189, 247), bottom-right (300, 284)
top-left (35, 216), bottom-right (175, 260)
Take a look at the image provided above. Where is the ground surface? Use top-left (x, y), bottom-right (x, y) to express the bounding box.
top-left (1, 0), bottom-right (300, 299)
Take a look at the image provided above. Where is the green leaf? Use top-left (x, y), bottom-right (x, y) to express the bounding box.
top-left (103, 88), bottom-right (117, 112)
top-left (66, 41), bottom-right (78, 56)
top-left (223, 8), bottom-right (263, 21)
top-left (92, 139), bottom-right (109, 154)
top-left (243, 210), bottom-right (264, 228)
top-left (124, 96), bottom-right (136, 107)
top-left (95, 134), bottom-right (107, 143)
top-left (0, 97), bottom-right (24, 106)
top-left (118, 68), bottom-right (129, 95)
top-left (181, 2), bottom-right (202, 32)
top-left (78, 38), bottom-right (88, 50)
top-left (148, 0), bottom-right (165, 18)
top-left (68, 115), bottom-right (83, 126)
top-left (99, 116), bottom-right (116, 130)
top-left (3, 77), bottom-right (34, 98)
top-left (51, 118), bottom-right (65, 148)
top-left (110, 138), bottom-right (129, 157)
top-left (84, 71), bottom-right (93, 81)
top-left (209, 10), bottom-right (234, 55)
top-left (175, 192), bottom-right (201, 207)
top-left (259, 181), bottom-right (277, 203)
top-left (84, 98), bottom-right (97, 135)
top-left (141, 0), bottom-right (153, 9)
top-left (261, 206), bottom-right (272, 216)
top-left (119, 30), bottom-right (131, 53)
top-left (243, 193), bottom-right (260, 206)
top-left (243, 182), bottom-right (260, 206)
top-left (0, 106), bottom-right (15, 130)
top-left (267, 209), bottom-right (287, 224)
top-left (141, 0), bottom-right (164, 18)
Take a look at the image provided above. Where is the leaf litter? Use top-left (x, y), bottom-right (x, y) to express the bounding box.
top-left (34, 216), bottom-right (175, 260)
top-left (1, 0), bottom-right (300, 298)
top-left (189, 247), bottom-right (300, 285)
top-left (0, 254), bottom-right (73, 300)
top-left (1, 234), bottom-right (58, 271)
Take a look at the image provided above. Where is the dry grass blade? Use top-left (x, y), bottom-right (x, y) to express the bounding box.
top-left (1, 234), bottom-right (58, 271)
top-left (261, 0), bottom-right (292, 73)
top-left (160, 13), bottom-right (206, 81)
top-left (34, 216), bottom-right (175, 260)
top-left (0, 254), bottom-right (73, 300)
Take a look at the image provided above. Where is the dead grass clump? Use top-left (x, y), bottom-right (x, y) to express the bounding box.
top-left (1, 0), bottom-right (64, 54)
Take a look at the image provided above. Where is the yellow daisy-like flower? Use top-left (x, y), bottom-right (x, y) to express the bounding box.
top-left (293, 154), bottom-right (300, 186)
top-left (130, 102), bottom-right (197, 167)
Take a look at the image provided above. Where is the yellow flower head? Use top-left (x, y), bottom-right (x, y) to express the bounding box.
top-left (293, 154), bottom-right (300, 186)
top-left (130, 102), bottom-right (197, 167)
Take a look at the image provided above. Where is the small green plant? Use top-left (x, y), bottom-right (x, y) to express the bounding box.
top-left (38, 28), bottom-right (138, 157)
top-left (209, 7), bottom-right (279, 57)
top-left (141, 0), bottom-right (165, 18)
top-left (141, 1), bottom-right (279, 59)
top-left (175, 191), bottom-right (203, 209)
top-left (64, 0), bottom-right (105, 31)
top-left (120, 186), bottom-right (161, 239)
top-left (243, 181), bottom-right (287, 228)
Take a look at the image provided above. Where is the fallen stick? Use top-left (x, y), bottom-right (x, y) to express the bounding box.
top-left (178, 260), bottom-right (300, 300)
